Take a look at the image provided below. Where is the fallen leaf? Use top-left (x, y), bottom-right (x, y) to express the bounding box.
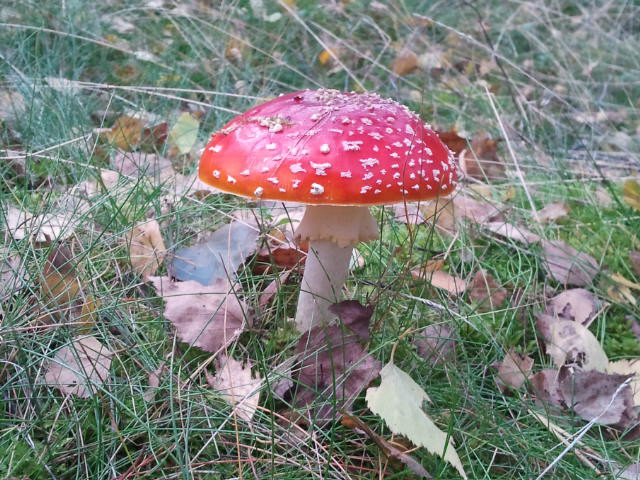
top-left (530, 369), bottom-right (564, 408)
top-left (453, 194), bottom-right (503, 224)
top-left (610, 272), bottom-right (640, 291)
top-left (206, 355), bottom-right (262, 422)
top-left (410, 259), bottom-right (445, 280)
top-left (546, 288), bottom-right (599, 326)
top-left (258, 269), bottom-right (292, 308)
top-left (392, 202), bottom-right (428, 225)
top-left (435, 129), bottom-right (467, 156)
top-left (483, 221), bottom-right (541, 244)
top-left (541, 240), bottom-right (599, 287)
top-left (558, 367), bottom-right (635, 426)
top-left (150, 276), bottom-right (249, 353)
top-left (423, 270), bottom-right (466, 296)
top-left (170, 222), bottom-right (258, 285)
top-left (4, 205), bottom-right (78, 243)
top-left (126, 220), bottom-right (166, 279)
top-left (538, 202), bottom-right (571, 223)
top-left (0, 89), bottom-right (26, 121)
top-left (104, 116), bottom-right (144, 150)
top-left (168, 112), bottom-right (199, 155)
top-left (467, 270), bottom-right (508, 312)
top-left (494, 349), bottom-right (533, 390)
top-left (40, 245), bottom-right (82, 308)
top-left (623, 180), bottom-right (640, 211)
top-left (630, 251), bottom-right (640, 277)
top-left (224, 37), bottom-right (247, 63)
top-left (536, 314), bottom-right (608, 371)
top-left (392, 49), bottom-right (418, 76)
top-left (255, 228), bottom-right (305, 274)
top-left (607, 359), bottom-right (640, 407)
top-left (414, 323), bottom-right (456, 365)
top-left (594, 186), bottom-right (613, 207)
top-left (366, 362), bottom-right (467, 479)
top-left (616, 463), bottom-right (640, 480)
top-left (341, 412), bottom-right (432, 478)
top-left (111, 150), bottom-right (172, 179)
top-left (317, 47), bottom-right (341, 66)
top-left (44, 336), bottom-right (113, 397)
top-left (290, 301), bottom-right (381, 421)
top-left (459, 133), bottom-right (505, 181)
top-left (143, 363), bottom-right (166, 402)
top-left (140, 122), bottom-right (169, 151)
top-left (607, 284), bottom-right (637, 306)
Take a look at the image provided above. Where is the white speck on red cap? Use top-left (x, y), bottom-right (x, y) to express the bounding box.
top-left (320, 144), bottom-right (330, 153)
top-left (310, 183), bottom-right (324, 195)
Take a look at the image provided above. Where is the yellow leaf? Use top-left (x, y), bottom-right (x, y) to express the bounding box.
top-left (126, 220), bottom-right (166, 279)
top-left (41, 245), bottom-right (82, 307)
top-left (623, 180), bottom-right (640, 210)
top-left (607, 284), bottom-right (636, 306)
top-left (610, 272), bottom-right (640, 291)
top-left (318, 48), bottom-right (339, 65)
top-left (105, 116), bottom-right (144, 151)
top-left (392, 49), bottom-right (418, 76)
top-left (168, 112), bottom-right (199, 155)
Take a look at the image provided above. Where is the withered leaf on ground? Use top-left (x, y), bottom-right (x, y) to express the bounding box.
top-left (170, 222), bottom-right (258, 285)
top-left (414, 323), bottom-right (456, 365)
top-left (536, 313), bottom-right (608, 371)
top-left (541, 240), bottom-right (599, 287)
top-left (392, 49), bottom-right (418, 76)
top-left (530, 369), bottom-right (564, 408)
top-left (40, 245), bottom-right (82, 308)
top-left (558, 367), bottom-right (635, 427)
top-left (168, 112), bottom-right (199, 155)
top-left (607, 359), bottom-right (640, 407)
top-left (494, 349), bottom-right (533, 390)
top-left (289, 300), bottom-right (381, 421)
top-left (435, 129), bottom-right (467, 156)
top-left (546, 288), bottom-right (599, 326)
top-left (104, 115), bottom-right (144, 150)
top-left (421, 270), bottom-right (466, 296)
top-left (44, 336), bottom-right (113, 397)
top-left (616, 463), bottom-right (640, 480)
top-left (467, 270), bottom-right (508, 312)
top-left (4, 205), bottom-right (78, 243)
top-left (149, 276), bottom-right (249, 353)
top-left (1, 249), bottom-right (27, 314)
top-left (126, 220), bottom-right (166, 280)
top-left (538, 202), bottom-right (571, 223)
top-left (459, 132), bottom-right (505, 181)
top-left (111, 150), bottom-right (172, 179)
top-left (206, 355), bottom-right (262, 422)
top-left (623, 180), bottom-right (640, 211)
top-left (482, 221), bottom-right (541, 244)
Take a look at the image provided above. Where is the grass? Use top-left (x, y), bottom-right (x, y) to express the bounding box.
top-left (1, 0), bottom-right (640, 478)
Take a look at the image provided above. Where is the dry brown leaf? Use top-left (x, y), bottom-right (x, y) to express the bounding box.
top-left (318, 47), bottom-right (342, 66)
top-left (143, 363), bottom-right (166, 402)
top-left (558, 367), bottom-right (635, 426)
top-left (616, 463), bottom-right (640, 480)
top-left (258, 269), bottom-right (292, 308)
top-left (459, 133), bottom-right (505, 181)
top-left (630, 251), bottom-right (640, 277)
top-left (104, 116), bottom-right (144, 150)
top-left (224, 37), bottom-right (246, 63)
top-left (435, 129), bottom-right (467, 156)
top-left (607, 284), bottom-right (637, 306)
top-left (538, 202), bottom-right (571, 223)
top-left (610, 272), bottom-right (640, 291)
top-left (541, 240), bottom-right (599, 287)
top-left (453, 194), bottom-right (503, 224)
top-left (126, 220), bottom-right (166, 279)
top-left (410, 259), bottom-right (445, 280)
top-left (467, 270), bottom-right (508, 311)
top-left (623, 180), bottom-right (640, 211)
top-left (594, 187), bottom-right (613, 207)
top-left (494, 349), bottom-right (533, 390)
top-left (483, 221), bottom-right (541, 244)
top-left (149, 276), bottom-right (249, 353)
top-left (44, 336), bottom-right (113, 397)
top-left (392, 202), bottom-right (428, 225)
top-left (140, 122), bottom-right (168, 151)
top-left (530, 369), bottom-right (564, 408)
top-left (206, 355), bottom-right (262, 422)
top-left (423, 270), bottom-right (466, 296)
top-left (5, 205), bottom-right (77, 243)
top-left (536, 314), bottom-right (608, 371)
top-left (289, 301), bottom-right (381, 421)
top-left (607, 359), bottom-right (640, 406)
top-left (392, 49), bottom-right (418, 76)
top-left (546, 288), bottom-right (599, 326)
top-left (414, 323), bottom-right (456, 365)
top-left (111, 150), bottom-right (172, 179)
top-left (41, 245), bottom-right (82, 307)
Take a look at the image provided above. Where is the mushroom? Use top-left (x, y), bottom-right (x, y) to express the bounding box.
top-left (199, 89), bottom-right (458, 332)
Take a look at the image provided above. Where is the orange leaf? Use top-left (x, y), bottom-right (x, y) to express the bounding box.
top-left (392, 49), bottom-right (418, 76)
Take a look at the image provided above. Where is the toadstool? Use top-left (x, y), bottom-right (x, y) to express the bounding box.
top-left (199, 89), bottom-right (458, 332)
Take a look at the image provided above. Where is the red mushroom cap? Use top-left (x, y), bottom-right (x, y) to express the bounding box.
top-left (199, 89), bottom-right (458, 205)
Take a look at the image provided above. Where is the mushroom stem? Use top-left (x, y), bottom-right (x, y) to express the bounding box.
top-left (294, 239), bottom-right (353, 332)
top-left (293, 205), bottom-right (379, 332)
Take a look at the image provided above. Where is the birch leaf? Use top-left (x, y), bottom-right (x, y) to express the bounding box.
top-left (168, 112), bottom-right (199, 155)
top-left (366, 362), bottom-right (467, 479)
top-left (206, 355), bottom-right (262, 422)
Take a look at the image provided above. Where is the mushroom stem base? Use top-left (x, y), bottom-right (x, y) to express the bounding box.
top-left (294, 239), bottom-right (353, 332)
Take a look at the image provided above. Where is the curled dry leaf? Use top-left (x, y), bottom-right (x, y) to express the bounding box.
top-left (206, 355), bottom-right (262, 422)
top-left (423, 270), bottom-right (466, 296)
top-left (536, 313), bottom-right (608, 371)
top-left (126, 220), bottom-right (166, 280)
top-left (541, 240), bottom-right (599, 287)
top-left (44, 336), bottom-right (113, 397)
top-left (530, 369), bottom-right (564, 408)
top-left (558, 367), bottom-right (635, 427)
top-left (467, 270), bottom-right (508, 312)
top-left (289, 300), bottom-right (381, 421)
top-left (414, 323), bottom-right (456, 365)
top-left (40, 245), bottom-right (82, 308)
top-left (459, 132), bottom-right (505, 181)
top-left (607, 359), bottom-right (640, 407)
top-left (150, 276), bottom-right (249, 353)
top-left (392, 49), bottom-right (418, 76)
top-left (538, 202), bottom-right (571, 223)
top-left (483, 221), bottom-right (541, 244)
top-left (435, 129), bottom-right (467, 156)
top-left (453, 194), bottom-right (503, 224)
top-left (546, 288), bottom-right (599, 326)
top-left (104, 115), bottom-right (144, 150)
top-left (170, 222), bottom-right (258, 285)
top-left (494, 349), bottom-right (533, 390)
top-left (4, 205), bottom-right (78, 243)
